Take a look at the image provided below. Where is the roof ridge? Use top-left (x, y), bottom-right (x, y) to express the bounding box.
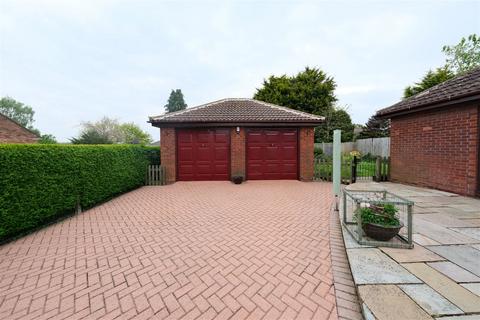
top-left (250, 99), bottom-right (324, 120)
top-left (149, 98), bottom-right (231, 121)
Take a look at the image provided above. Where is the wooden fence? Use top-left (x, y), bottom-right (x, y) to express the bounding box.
top-left (316, 137), bottom-right (390, 157)
top-left (146, 165), bottom-right (167, 185)
top-left (314, 156), bottom-right (390, 184)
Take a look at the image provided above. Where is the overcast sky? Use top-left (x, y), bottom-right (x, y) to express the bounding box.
top-left (1, 0), bottom-right (479, 142)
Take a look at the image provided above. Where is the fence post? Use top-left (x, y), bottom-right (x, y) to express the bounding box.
top-left (375, 156), bottom-right (381, 182)
top-left (351, 156), bottom-right (357, 184)
top-left (333, 130), bottom-right (342, 209)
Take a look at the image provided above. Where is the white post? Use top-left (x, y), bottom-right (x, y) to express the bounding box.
top-left (333, 130), bottom-right (341, 208)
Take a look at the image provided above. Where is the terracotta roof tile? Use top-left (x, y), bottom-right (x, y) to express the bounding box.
top-left (149, 98), bottom-right (324, 125)
top-left (377, 67), bottom-right (480, 117)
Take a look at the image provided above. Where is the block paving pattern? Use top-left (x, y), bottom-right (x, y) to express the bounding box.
top-left (0, 181), bottom-right (338, 319)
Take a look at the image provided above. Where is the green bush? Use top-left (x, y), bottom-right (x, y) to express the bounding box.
top-left (0, 144), bottom-right (152, 241)
top-left (142, 146), bottom-right (161, 165)
top-left (314, 146), bottom-right (324, 158)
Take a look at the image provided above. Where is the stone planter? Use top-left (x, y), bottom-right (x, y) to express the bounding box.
top-left (363, 222), bottom-right (403, 241)
top-left (232, 176), bottom-right (244, 184)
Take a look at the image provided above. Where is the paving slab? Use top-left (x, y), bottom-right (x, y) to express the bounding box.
top-left (428, 245), bottom-right (480, 277)
top-left (457, 218), bottom-right (480, 227)
top-left (380, 245), bottom-right (445, 263)
top-left (437, 315), bottom-right (480, 320)
top-left (461, 283), bottom-right (480, 296)
top-left (428, 261), bottom-right (480, 283)
top-left (415, 214), bottom-right (474, 227)
top-left (362, 303), bottom-right (376, 320)
top-left (358, 285), bottom-right (432, 320)
top-left (413, 220), bottom-right (479, 245)
top-left (398, 284), bottom-right (462, 316)
top-left (413, 234), bottom-right (441, 246)
top-left (472, 244), bottom-right (480, 251)
top-left (449, 227), bottom-right (480, 241)
top-left (341, 224), bottom-right (373, 249)
top-left (402, 263), bottom-right (480, 313)
top-left (348, 248), bottom-right (421, 284)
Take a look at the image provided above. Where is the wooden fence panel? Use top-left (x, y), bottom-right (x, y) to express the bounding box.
top-left (146, 165), bottom-right (167, 186)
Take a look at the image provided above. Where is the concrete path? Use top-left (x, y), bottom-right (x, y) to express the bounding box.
top-left (344, 182), bottom-right (480, 320)
top-left (0, 181), bottom-right (342, 320)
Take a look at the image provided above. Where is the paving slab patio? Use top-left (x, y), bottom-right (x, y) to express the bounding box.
top-left (341, 182), bottom-right (480, 320)
top-left (0, 181), bottom-right (341, 320)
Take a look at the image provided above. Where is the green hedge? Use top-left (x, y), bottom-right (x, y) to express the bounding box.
top-left (0, 144), bottom-right (156, 241)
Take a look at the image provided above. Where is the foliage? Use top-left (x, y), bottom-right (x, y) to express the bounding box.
top-left (71, 117), bottom-right (152, 144)
top-left (354, 203), bottom-right (400, 227)
top-left (314, 146), bottom-right (323, 158)
top-left (142, 146), bottom-right (161, 165)
top-left (254, 67), bottom-right (337, 116)
top-left (403, 67), bottom-right (455, 99)
top-left (443, 34), bottom-right (480, 75)
top-left (71, 128), bottom-right (113, 144)
top-left (38, 134), bottom-right (57, 144)
top-left (315, 108), bottom-right (355, 142)
top-left (120, 123), bottom-right (152, 144)
top-left (165, 89), bottom-right (187, 113)
top-left (0, 144), bottom-right (152, 241)
top-left (0, 96), bottom-right (36, 130)
top-left (254, 67), bottom-right (354, 142)
top-left (357, 115), bottom-right (390, 139)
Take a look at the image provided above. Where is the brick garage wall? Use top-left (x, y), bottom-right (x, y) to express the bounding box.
top-left (0, 115), bottom-right (39, 143)
top-left (160, 128), bottom-right (176, 184)
top-left (299, 127), bottom-right (315, 181)
top-left (390, 103), bottom-right (479, 196)
top-left (230, 127), bottom-right (245, 178)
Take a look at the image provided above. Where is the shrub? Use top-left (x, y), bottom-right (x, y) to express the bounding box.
top-left (142, 146), bottom-right (161, 165)
top-left (354, 203), bottom-right (400, 227)
top-left (0, 144), bottom-right (152, 241)
top-left (314, 146), bottom-right (324, 158)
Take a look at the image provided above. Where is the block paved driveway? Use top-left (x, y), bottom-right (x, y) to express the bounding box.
top-left (0, 181), bottom-right (337, 320)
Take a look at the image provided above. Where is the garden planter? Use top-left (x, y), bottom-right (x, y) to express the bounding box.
top-left (362, 222), bottom-right (403, 241)
top-left (232, 176), bottom-right (243, 184)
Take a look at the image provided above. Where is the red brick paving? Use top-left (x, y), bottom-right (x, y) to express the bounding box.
top-left (0, 181), bottom-right (338, 320)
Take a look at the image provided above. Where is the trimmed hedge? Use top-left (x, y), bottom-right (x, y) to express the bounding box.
top-left (0, 144), bottom-right (155, 241)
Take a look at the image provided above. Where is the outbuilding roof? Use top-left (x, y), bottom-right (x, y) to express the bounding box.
top-left (149, 98), bottom-right (324, 127)
top-left (377, 67), bottom-right (480, 117)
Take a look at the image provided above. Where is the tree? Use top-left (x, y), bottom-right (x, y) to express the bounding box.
top-left (443, 34), bottom-right (480, 75)
top-left (71, 117), bottom-right (152, 144)
top-left (357, 115), bottom-right (390, 139)
top-left (120, 123), bottom-right (152, 144)
top-left (165, 89), bottom-right (187, 113)
top-left (38, 134), bottom-right (57, 144)
top-left (403, 67), bottom-right (455, 99)
top-left (0, 96), bottom-right (36, 130)
top-left (254, 67), bottom-right (337, 116)
top-left (254, 67), bottom-right (352, 142)
top-left (315, 107), bottom-right (355, 142)
top-left (71, 129), bottom-right (113, 144)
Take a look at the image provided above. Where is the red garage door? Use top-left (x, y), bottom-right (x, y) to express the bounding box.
top-left (247, 129), bottom-right (298, 180)
top-left (177, 129), bottom-right (230, 181)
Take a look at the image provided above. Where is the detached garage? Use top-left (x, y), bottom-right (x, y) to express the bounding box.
top-left (148, 98), bottom-right (324, 183)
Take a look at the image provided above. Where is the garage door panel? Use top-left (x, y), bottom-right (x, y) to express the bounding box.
top-left (282, 146), bottom-right (297, 160)
top-left (178, 147), bottom-right (194, 161)
top-left (177, 129), bottom-right (230, 181)
top-left (247, 129), bottom-right (298, 180)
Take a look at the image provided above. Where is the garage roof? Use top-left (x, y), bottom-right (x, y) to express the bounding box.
top-left (149, 98), bottom-right (324, 127)
top-left (377, 67), bottom-right (480, 118)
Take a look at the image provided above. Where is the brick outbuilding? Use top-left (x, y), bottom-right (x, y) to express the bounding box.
top-left (0, 113), bottom-right (39, 143)
top-left (377, 68), bottom-right (480, 197)
top-left (149, 98), bottom-right (324, 183)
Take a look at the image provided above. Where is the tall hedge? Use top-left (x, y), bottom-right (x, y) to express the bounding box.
top-left (0, 144), bottom-right (155, 241)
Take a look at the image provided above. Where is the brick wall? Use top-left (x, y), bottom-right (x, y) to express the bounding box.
top-left (160, 126), bottom-right (316, 183)
top-left (0, 115), bottom-right (39, 143)
top-left (390, 103), bottom-right (479, 196)
top-left (160, 128), bottom-right (176, 184)
top-left (299, 127), bottom-right (315, 181)
top-left (230, 127), bottom-right (246, 178)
